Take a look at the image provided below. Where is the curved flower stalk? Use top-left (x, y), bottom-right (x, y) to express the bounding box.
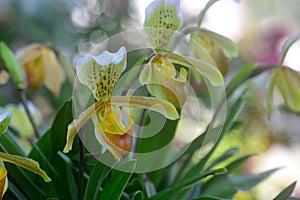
top-left (0, 112), bottom-right (51, 197)
top-left (17, 44), bottom-right (64, 96)
top-left (63, 47), bottom-right (179, 161)
top-left (142, 0), bottom-right (224, 108)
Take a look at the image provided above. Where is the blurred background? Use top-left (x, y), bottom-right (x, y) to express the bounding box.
top-left (1, 0), bottom-right (300, 199)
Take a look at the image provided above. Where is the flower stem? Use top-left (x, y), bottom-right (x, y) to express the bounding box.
top-left (78, 128), bottom-right (85, 200)
top-left (17, 89), bottom-right (40, 139)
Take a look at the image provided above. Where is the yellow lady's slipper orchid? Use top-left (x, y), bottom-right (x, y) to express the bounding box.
top-left (63, 47), bottom-right (179, 161)
top-left (141, 0), bottom-right (224, 108)
top-left (17, 44), bottom-right (64, 96)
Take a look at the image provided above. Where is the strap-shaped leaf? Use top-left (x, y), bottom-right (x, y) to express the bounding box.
top-left (0, 152), bottom-right (51, 182)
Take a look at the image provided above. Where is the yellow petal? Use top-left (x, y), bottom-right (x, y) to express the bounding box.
top-left (0, 163), bottom-right (8, 198)
top-left (43, 48), bottom-right (64, 96)
top-left (111, 96), bottom-right (179, 120)
top-left (98, 104), bottom-right (134, 135)
top-left (0, 152), bottom-right (51, 182)
top-left (63, 100), bottom-right (104, 153)
top-left (164, 53), bottom-right (224, 86)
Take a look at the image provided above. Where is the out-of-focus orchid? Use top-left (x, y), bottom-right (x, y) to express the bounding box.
top-left (142, 0), bottom-right (224, 108)
top-left (63, 47), bottom-right (179, 161)
top-left (268, 67), bottom-right (300, 116)
top-left (17, 44), bottom-right (64, 96)
top-left (0, 42), bottom-right (25, 90)
top-left (0, 102), bottom-right (42, 138)
top-left (191, 29), bottom-right (239, 76)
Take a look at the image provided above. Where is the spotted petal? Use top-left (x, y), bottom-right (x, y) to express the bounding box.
top-left (144, 0), bottom-right (182, 51)
top-left (76, 47), bottom-right (127, 101)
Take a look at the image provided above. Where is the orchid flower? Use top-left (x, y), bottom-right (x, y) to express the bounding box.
top-left (191, 29), bottom-right (239, 76)
top-left (141, 0), bottom-right (224, 108)
top-left (0, 112), bottom-right (51, 197)
top-left (17, 44), bottom-right (64, 96)
top-left (0, 102), bottom-right (42, 138)
top-left (63, 47), bottom-right (179, 161)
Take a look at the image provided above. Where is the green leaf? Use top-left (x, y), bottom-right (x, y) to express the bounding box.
top-left (149, 168), bottom-right (226, 200)
top-left (0, 112), bottom-right (11, 136)
top-left (130, 191), bottom-right (144, 200)
top-left (0, 42), bottom-right (25, 89)
top-left (50, 99), bottom-right (73, 157)
top-left (183, 94), bottom-right (245, 181)
top-left (205, 147), bottom-right (239, 170)
top-left (229, 168), bottom-right (279, 191)
top-left (144, 0), bottom-right (182, 51)
top-left (274, 181), bottom-right (297, 200)
top-left (225, 63), bottom-right (255, 96)
top-left (280, 34), bottom-right (300, 65)
top-left (98, 160), bottom-right (136, 200)
top-left (200, 155), bottom-right (254, 199)
top-left (7, 181), bottom-right (28, 200)
top-left (192, 197), bottom-right (229, 200)
top-left (84, 161), bottom-right (111, 200)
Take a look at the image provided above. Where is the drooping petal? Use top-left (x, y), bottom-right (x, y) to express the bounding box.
top-left (192, 29), bottom-right (239, 59)
top-left (63, 100), bottom-right (104, 153)
top-left (43, 47), bottom-right (65, 96)
top-left (164, 53), bottom-right (224, 86)
top-left (0, 152), bottom-right (51, 182)
top-left (274, 67), bottom-right (300, 113)
top-left (144, 0), bottom-right (182, 51)
top-left (76, 47), bottom-right (127, 101)
top-left (0, 112), bottom-right (11, 136)
top-left (111, 96), bottom-right (179, 120)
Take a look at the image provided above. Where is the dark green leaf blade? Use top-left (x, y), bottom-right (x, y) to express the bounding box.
top-left (274, 181), bottom-right (297, 200)
top-left (98, 160), bottom-right (136, 200)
